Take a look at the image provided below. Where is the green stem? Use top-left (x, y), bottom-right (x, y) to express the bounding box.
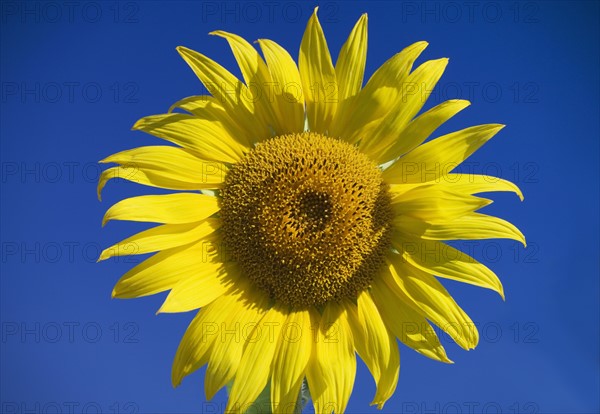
top-left (226, 378), bottom-right (311, 413)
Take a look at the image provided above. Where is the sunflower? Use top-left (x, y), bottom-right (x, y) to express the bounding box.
top-left (98, 8), bottom-right (525, 413)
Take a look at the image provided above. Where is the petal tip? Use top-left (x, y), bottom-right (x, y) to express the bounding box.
top-left (171, 366), bottom-right (184, 388)
top-left (449, 98), bottom-right (471, 107)
top-left (97, 248), bottom-right (112, 262)
top-left (176, 46), bottom-right (195, 59)
top-left (208, 30), bottom-right (227, 38)
top-left (370, 401), bottom-right (386, 410)
top-left (131, 124), bottom-right (140, 132)
top-left (156, 299), bottom-right (170, 314)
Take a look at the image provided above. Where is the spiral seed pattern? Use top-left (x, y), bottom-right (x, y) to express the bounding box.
top-left (220, 132), bottom-right (392, 308)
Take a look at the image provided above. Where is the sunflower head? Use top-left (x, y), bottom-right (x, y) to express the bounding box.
top-left (99, 7), bottom-right (524, 413)
top-left (220, 131), bottom-right (393, 308)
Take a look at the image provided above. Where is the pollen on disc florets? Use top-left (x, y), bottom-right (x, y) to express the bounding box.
top-left (220, 132), bottom-right (392, 308)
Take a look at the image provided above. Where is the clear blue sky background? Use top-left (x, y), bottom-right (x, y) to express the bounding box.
top-left (1, 1), bottom-right (598, 413)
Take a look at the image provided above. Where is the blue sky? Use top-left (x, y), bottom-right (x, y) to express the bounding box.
top-left (1, 1), bottom-right (598, 413)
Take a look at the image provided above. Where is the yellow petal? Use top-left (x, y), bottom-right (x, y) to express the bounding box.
top-left (158, 261), bottom-right (239, 313)
top-left (392, 237), bottom-right (505, 299)
top-left (204, 285), bottom-right (270, 400)
top-left (112, 239), bottom-right (217, 299)
top-left (376, 98), bottom-right (470, 164)
top-left (359, 58), bottom-right (448, 158)
top-left (171, 281), bottom-right (263, 387)
top-left (102, 193), bottom-right (219, 226)
top-left (384, 124), bottom-right (505, 183)
top-left (97, 147), bottom-right (226, 200)
top-left (169, 94), bottom-right (214, 114)
top-left (387, 173), bottom-right (523, 201)
top-left (330, 14), bottom-right (368, 139)
top-left (347, 291), bottom-right (399, 409)
top-left (371, 277), bottom-right (451, 363)
top-left (257, 39), bottom-right (305, 134)
top-left (169, 95), bottom-right (253, 147)
top-left (98, 219), bottom-right (219, 261)
top-left (299, 7), bottom-right (337, 134)
top-left (271, 309), bottom-right (313, 414)
top-left (386, 255), bottom-right (479, 350)
top-left (210, 31), bottom-right (282, 134)
top-left (335, 14), bottom-right (367, 102)
top-left (176, 46), bottom-right (271, 140)
top-left (226, 306), bottom-right (286, 412)
top-left (97, 166), bottom-right (214, 201)
top-left (171, 303), bottom-right (222, 387)
top-left (133, 113), bottom-right (247, 163)
top-left (306, 301), bottom-right (356, 414)
top-left (439, 173), bottom-right (524, 201)
top-left (394, 212), bottom-right (526, 246)
top-left (330, 41), bottom-right (428, 141)
top-left (391, 184), bottom-right (491, 223)
top-left (379, 99), bottom-right (470, 163)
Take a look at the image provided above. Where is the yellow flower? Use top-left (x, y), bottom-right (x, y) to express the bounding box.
top-left (99, 8), bottom-right (524, 413)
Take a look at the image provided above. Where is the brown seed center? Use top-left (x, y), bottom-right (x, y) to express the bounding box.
top-left (220, 132), bottom-right (392, 308)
